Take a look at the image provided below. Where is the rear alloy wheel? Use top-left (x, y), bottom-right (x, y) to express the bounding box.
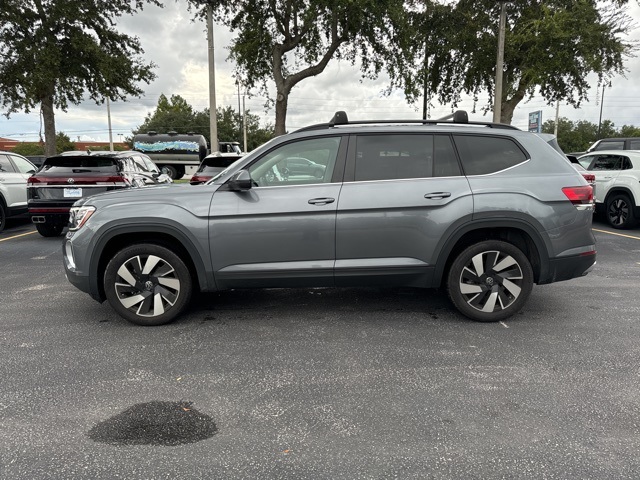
top-left (447, 240), bottom-right (533, 322)
top-left (606, 193), bottom-right (637, 229)
top-left (35, 223), bottom-right (64, 237)
top-left (104, 244), bottom-right (192, 326)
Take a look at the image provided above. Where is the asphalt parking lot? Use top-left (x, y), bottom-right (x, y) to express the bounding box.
top-left (1, 215), bottom-right (639, 478)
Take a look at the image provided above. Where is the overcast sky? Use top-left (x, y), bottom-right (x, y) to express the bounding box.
top-left (1, 0), bottom-right (639, 144)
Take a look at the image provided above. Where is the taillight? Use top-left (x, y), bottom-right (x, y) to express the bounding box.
top-left (562, 186), bottom-right (593, 206)
top-left (581, 173), bottom-right (596, 183)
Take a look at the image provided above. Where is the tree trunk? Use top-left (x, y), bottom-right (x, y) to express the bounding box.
top-left (274, 89), bottom-right (289, 136)
top-left (41, 93), bottom-right (56, 157)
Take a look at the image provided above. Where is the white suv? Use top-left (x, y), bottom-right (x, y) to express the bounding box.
top-left (0, 151), bottom-right (37, 232)
top-left (579, 150), bottom-right (640, 228)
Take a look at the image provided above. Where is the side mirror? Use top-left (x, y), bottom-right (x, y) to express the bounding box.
top-left (228, 169), bottom-right (252, 191)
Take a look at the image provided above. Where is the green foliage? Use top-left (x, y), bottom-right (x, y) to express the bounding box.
top-left (189, 0), bottom-right (410, 134)
top-left (619, 125), bottom-right (640, 137)
top-left (135, 94), bottom-right (275, 151)
top-left (396, 0), bottom-right (634, 123)
top-left (542, 117), bottom-right (635, 153)
top-left (55, 132), bottom-right (76, 153)
top-left (11, 142), bottom-right (45, 156)
top-left (0, 0), bottom-right (160, 155)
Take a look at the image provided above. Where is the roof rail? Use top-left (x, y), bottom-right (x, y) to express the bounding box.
top-left (294, 110), bottom-right (519, 133)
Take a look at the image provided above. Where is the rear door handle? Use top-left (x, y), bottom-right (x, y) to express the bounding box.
top-left (424, 192), bottom-right (451, 200)
top-left (308, 197), bottom-right (335, 206)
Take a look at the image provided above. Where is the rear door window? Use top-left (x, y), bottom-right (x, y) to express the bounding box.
top-left (453, 135), bottom-right (528, 175)
top-left (354, 134), bottom-right (461, 181)
top-left (589, 155), bottom-right (624, 171)
top-left (629, 140), bottom-right (640, 150)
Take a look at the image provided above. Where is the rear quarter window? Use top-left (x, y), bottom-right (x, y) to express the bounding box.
top-left (453, 135), bottom-right (528, 175)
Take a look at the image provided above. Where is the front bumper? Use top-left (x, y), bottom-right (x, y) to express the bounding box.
top-left (62, 235), bottom-right (103, 302)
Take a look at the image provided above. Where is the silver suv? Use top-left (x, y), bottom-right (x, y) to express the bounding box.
top-left (63, 111), bottom-right (596, 326)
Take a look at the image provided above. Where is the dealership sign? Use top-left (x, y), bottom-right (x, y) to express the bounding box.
top-left (528, 111), bottom-right (542, 133)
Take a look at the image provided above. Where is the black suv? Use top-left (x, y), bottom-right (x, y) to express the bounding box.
top-left (28, 151), bottom-right (171, 237)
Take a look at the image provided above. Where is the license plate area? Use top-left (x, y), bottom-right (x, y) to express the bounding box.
top-left (64, 187), bottom-right (82, 198)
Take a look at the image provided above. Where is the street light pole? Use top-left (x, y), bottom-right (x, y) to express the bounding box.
top-left (493, 1), bottom-right (507, 124)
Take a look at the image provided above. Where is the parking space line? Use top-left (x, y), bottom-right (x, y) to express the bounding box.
top-left (592, 228), bottom-right (640, 241)
top-left (0, 230), bottom-right (38, 242)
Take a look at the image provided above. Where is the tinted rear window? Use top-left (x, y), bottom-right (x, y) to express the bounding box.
top-left (453, 135), bottom-right (528, 175)
top-left (41, 156), bottom-right (118, 173)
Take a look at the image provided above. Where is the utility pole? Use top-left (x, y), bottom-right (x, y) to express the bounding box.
top-left (554, 101), bottom-right (559, 136)
top-left (207, 5), bottom-right (218, 151)
top-left (597, 81), bottom-right (611, 139)
top-left (493, 1), bottom-right (507, 123)
top-left (106, 98), bottom-right (113, 151)
top-left (422, 48), bottom-right (429, 120)
top-left (242, 93), bottom-right (248, 153)
top-left (237, 81), bottom-right (242, 144)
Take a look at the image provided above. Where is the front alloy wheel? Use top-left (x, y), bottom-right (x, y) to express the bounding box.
top-left (104, 244), bottom-right (192, 326)
top-left (447, 240), bottom-right (533, 322)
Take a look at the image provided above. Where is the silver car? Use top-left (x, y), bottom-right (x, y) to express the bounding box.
top-left (63, 111), bottom-right (596, 326)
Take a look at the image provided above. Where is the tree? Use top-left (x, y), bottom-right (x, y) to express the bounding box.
top-left (0, 0), bottom-right (159, 157)
top-left (11, 142), bottom-right (45, 156)
top-left (55, 132), bottom-right (76, 153)
top-left (136, 94), bottom-right (206, 137)
top-left (619, 125), bottom-right (640, 137)
top-left (136, 94), bottom-right (275, 150)
top-left (190, 0), bottom-right (409, 135)
top-left (402, 0), bottom-right (634, 124)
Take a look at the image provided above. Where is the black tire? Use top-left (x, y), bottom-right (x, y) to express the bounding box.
top-left (174, 166), bottom-right (185, 180)
top-left (161, 165), bottom-right (178, 179)
top-left (606, 193), bottom-right (637, 229)
top-left (104, 244), bottom-right (192, 326)
top-left (35, 222), bottom-right (64, 237)
top-left (0, 202), bottom-right (6, 233)
top-left (447, 240), bottom-right (534, 322)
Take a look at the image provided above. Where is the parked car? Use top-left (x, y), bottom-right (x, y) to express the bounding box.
top-left (0, 151), bottom-right (37, 232)
top-left (28, 151), bottom-right (172, 237)
top-left (63, 111), bottom-right (595, 326)
top-left (579, 150), bottom-right (640, 228)
top-left (569, 137), bottom-right (640, 157)
top-left (190, 152), bottom-right (244, 185)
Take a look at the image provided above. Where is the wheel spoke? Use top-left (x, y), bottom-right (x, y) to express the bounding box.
top-left (153, 293), bottom-right (166, 316)
top-left (120, 294), bottom-right (146, 309)
top-left (493, 255), bottom-right (517, 273)
top-left (460, 283), bottom-right (483, 295)
top-left (141, 255), bottom-right (162, 275)
top-left (157, 277), bottom-right (180, 290)
top-left (471, 254), bottom-right (484, 276)
top-left (501, 278), bottom-right (522, 298)
top-left (481, 290), bottom-right (499, 312)
top-left (117, 265), bottom-right (137, 287)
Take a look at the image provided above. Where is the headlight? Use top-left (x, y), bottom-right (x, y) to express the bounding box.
top-left (68, 205), bottom-right (96, 231)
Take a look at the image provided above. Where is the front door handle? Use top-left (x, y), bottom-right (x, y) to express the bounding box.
top-left (308, 197), bottom-right (335, 206)
top-left (424, 192), bottom-right (451, 200)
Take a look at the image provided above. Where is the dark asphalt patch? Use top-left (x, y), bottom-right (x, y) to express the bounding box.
top-left (88, 401), bottom-right (217, 446)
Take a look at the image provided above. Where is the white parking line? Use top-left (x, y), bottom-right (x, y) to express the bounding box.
top-left (592, 228), bottom-right (640, 241)
top-left (0, 230), bottom-right (38, 242)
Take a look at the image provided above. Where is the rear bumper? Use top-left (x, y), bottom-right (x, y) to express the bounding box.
top-left (539, 251), bottom-right (596, 284)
